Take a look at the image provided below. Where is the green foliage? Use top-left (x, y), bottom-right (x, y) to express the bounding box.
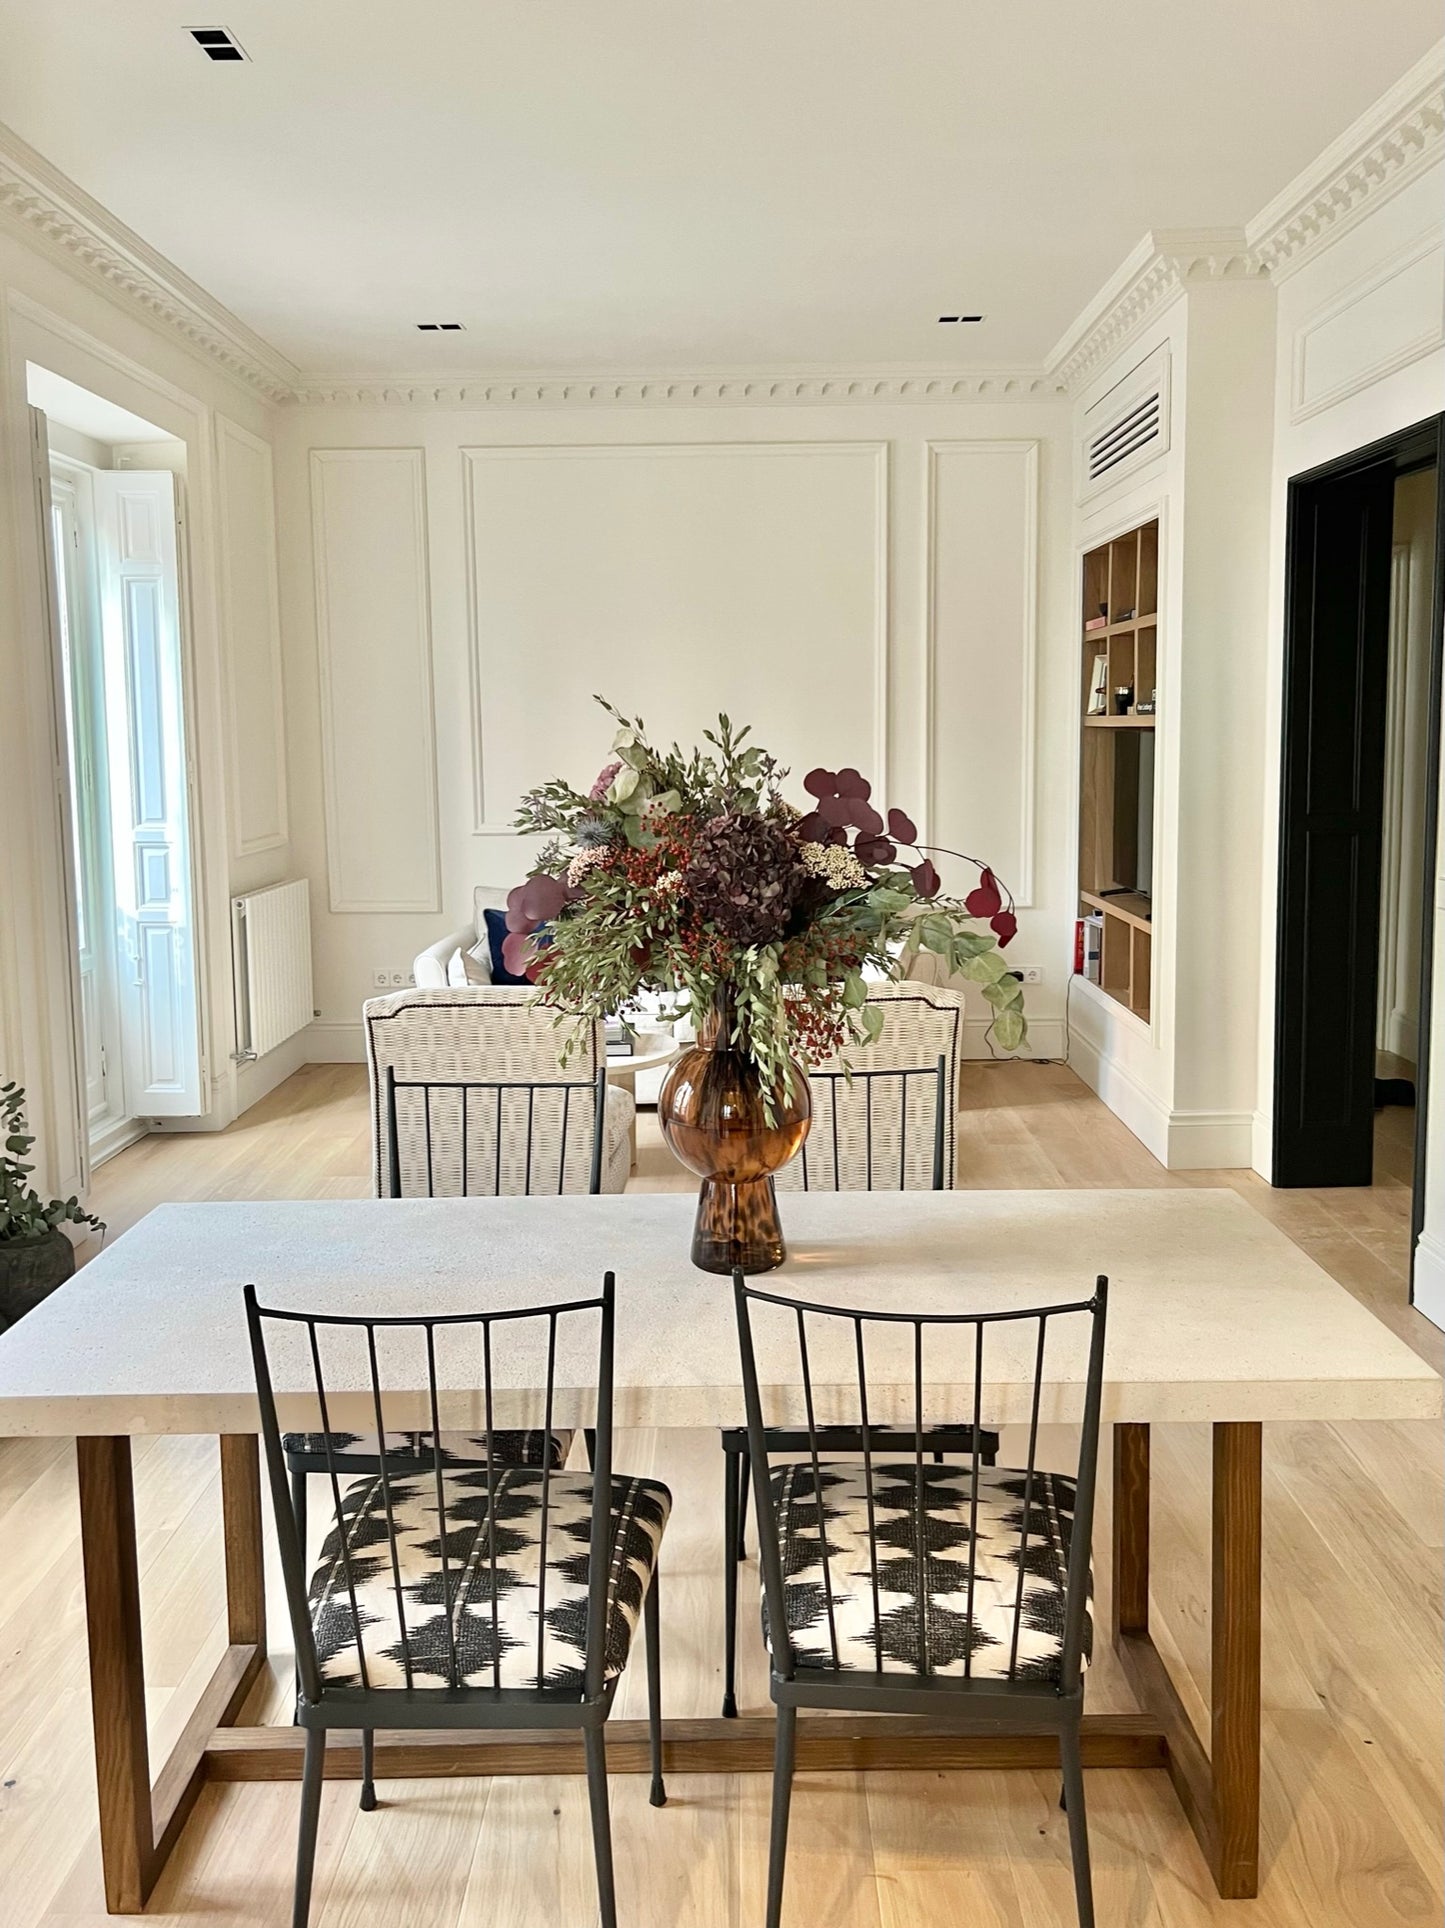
top-left (0, 1082), bottom-right (105, 1244)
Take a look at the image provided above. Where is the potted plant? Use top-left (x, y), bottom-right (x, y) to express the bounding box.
top-left (0, 1081), bottom-right (103, 1330)
top-left (508, 700), bottom-right (1025, 1274)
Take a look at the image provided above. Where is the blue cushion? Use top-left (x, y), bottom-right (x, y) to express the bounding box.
top-left (482, 907), bottom-right (533, 986)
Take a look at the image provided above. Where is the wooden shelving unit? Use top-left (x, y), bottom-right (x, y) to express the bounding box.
top-left (1079, 519), bottom-right (1157, 1023)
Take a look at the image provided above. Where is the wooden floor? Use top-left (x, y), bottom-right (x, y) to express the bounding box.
top-left (1, 1060), bottom-right (1439, 1926)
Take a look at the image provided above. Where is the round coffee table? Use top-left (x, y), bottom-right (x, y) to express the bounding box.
top-left (605, 1035), bottom-right (681, 1169)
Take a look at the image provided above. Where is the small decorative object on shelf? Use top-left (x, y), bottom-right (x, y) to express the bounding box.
top-left (1116, 607), bottom-right (1137, 622)
top-left (1113, 685), bottom-right (1134, 715)
top-left (1136, 689), bottom-right (1157, 717)
top-left (1084, 614), bottom-right (1107, 633)
top-left (509, 699), bottom-right (1025, 1273)
top-left (1086, 652), bottom-right (1109, 715)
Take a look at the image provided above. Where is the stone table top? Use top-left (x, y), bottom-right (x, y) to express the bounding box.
top-left (0, 1190), bottom-right (1435, 1435)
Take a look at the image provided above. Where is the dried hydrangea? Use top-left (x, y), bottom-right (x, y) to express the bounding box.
top-left (684, 812), bottom-right (805, 947)
top-left (801, 841), bottom-right (869, 890)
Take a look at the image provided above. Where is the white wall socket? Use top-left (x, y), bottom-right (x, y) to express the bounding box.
top-left (1018, 966), bottom-right (1044, 984)
top-left (372, 969), bottom-right (415, 989)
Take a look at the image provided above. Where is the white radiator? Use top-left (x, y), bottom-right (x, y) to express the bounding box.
top-left (231, 880), bottom-right (313, 1060)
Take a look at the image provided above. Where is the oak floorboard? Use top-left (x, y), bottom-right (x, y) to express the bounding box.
top-left (0, 1060), bottom-right (1433, 1927)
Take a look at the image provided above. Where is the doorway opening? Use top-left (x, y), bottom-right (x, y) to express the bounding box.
top-left (27, 365), bottom-right (204, 1168)
top-left (1274, 414), bottom-right (1445, 1307)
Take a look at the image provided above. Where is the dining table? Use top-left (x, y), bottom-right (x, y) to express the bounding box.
top-left (0, 1186), bottom-right (1435, 1914)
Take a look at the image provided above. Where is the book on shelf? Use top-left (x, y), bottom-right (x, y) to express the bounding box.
top-left (1084, 615), bottom-right (1107, 632)
top-left (1086, 652), bottom-right (1108, 715)
top-left (1081, 914), bottom-right (1103, 984)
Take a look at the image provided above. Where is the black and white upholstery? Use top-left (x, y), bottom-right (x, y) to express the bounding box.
top-left (309, 1466), bottom-right (669, 1693)
top-left (766, 1461), bottom-right (1088, 1681)
top-left (246, 1272), bottom-right (667, 1928)
top-left (733, 1272), bottom-right (1108, 1928)
top-left (363, 988), bottom-right (633, 1198)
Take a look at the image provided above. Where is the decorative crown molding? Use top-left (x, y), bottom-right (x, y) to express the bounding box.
top-left (0, 119), bottom-right (298, 403)
top-left (1247, 40), bottom-right (1445, 279)
top-left (284, 368), bottom-right (1066, 409)
top-left (1044, 228), bottom-right (1266, 396)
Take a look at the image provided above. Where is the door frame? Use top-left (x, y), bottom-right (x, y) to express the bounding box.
top-left (1273, 414), bottom-right (1445, 1290)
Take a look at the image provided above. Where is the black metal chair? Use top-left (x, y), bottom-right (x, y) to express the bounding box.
top-left (733, 1270), bottom-right (1108, 1928)
top-left (719, 1053), bottom-right (1001, 1717)
top-left (246, 1271), bottom-right (669, 1928)
top-left (281, 1064), bottom-right (611, 1558)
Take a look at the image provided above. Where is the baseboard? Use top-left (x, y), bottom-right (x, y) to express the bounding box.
top-left (236, 1030), bottom-right (311, 1112)
top-left (963, 1016), bottom-right (1066, 1062)
top-left (1163, 1108), bottom-right (1255, 1170)
top-left (306, 1020), bottom-right (366, 1064)
top-left (1412, 1232), bottom-right (1445, 1332)
top-left (1066, 1027), bottom-right (1171, 1164)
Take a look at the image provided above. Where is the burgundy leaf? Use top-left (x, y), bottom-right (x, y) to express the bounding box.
top-left (850, 801), bottom-right (883, 836)
top-left (501, 930), bottom-right (537, 977)
top-left (818, 793), bottom-right (854, 828)
top-left (505, 883), bottom-right (536, 933)
top-left (990, 909), bottom-right (1018, 946)
top-left (795, 810), bottom-right (829, 842)
top-left (835, 767), bottom-right (871, 800)
top-left (520, 873), bottom-right (569, 923)
top-left (965, 867), bottom-right (1002, 919)
top-left (827, 824), bottom-right (849, 846)
top-left (854, 835), bottom-right (897, 866)
top-left (803, 768), bottom-right (838, 799)
top-left (888, 807), bottom-right (918, 844)
top-left (911, 857), bottom-right (940, 898)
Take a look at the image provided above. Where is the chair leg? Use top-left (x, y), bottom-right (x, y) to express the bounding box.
top-left (644, 1571), bottom-right (666, 1807)
top-left (359, 1727), bottom-right (376, 1811)
top-left (1059, 1722), bottom-right (1095, 1928)
top-left (583, 1725), bottom-right (618, 1928)
top-left (583, 1428), bottom-right (596, 1472)
top-left (765, 1704), bottom-right (797, 1928)
top-left (736, 1444), bottom-right (750, 1559)
top-left (722, 1446), bottom-right (740, 1718)
top-left (289, 1468), bottom-right (307, 1717)
top-left (292, 1727), bottom-right (325, 1928)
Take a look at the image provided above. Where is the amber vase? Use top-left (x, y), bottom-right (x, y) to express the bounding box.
top-left (658, 988), bottom-right (812, 1275)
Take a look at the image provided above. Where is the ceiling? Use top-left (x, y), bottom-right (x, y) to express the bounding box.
top-left (0, 3), bottom-right (1438, 377)
top-left (26, 366), bottom-right (175, 444)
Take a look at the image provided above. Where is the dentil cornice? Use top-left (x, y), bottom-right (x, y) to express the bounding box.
top-left (1247, 40), bottom-right (1445, 279)
top-left (1044, 229), bottom-right (1266, 396)
top-left (0, 120), bottom-right (299, 404)
top-left (285, 369), bottom-right (1067, 408)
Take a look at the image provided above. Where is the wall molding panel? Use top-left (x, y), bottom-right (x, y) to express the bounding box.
top-left (293, 370), bottom-right (1063, 409)
top-left (310, 448), bottom-right (441, 913)
top-left (460, 440), bottom-right (890, 837)
top-left (924, 440), bottom-right (1039, 905)
top-left (216, 416), bottom-right (289, 857)
top-left (1288, 227), bottom-right (1445, 421)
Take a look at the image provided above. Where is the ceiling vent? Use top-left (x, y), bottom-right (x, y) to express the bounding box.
top-left (937, 315), bottom-right (984, 325)
top-left (416, 322), bottom-right (466, 332)
top-left (1080, 345), bottom-right (1171, 502)
top-left (187, 27), bottom-right (247, 60)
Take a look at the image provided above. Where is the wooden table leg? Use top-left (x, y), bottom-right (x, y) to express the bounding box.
top-left (1111, 1422), bottom-right (1151, 1640)
top-left (1112, 1418), bottom-right (1262, 1900)
top-left (77, 1437), bottom-right (154, 1914)
top-left (77, 1435), bottom-right (271, 1914)
top-left (1211, 1420), bottom-right (1262, 1898)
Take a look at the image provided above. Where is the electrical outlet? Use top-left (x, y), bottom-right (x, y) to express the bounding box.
top-left (371, 970), bottom-right (390, 990)
top-left (388, 970), bottom-right (409, 988)
top-left (1019, 966), bottom-right (1044, 985)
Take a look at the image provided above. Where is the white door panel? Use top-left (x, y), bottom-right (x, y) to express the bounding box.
top-left (95, 470), bottom-right (202, 1117)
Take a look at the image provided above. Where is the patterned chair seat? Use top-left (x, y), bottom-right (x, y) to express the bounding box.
top-left (309, 1466), bottom-right (670, 1693)
top-left (765, 1460), bottom-right (1089, 1682)
top-left (281, 1428), bottom-right (574, 1469)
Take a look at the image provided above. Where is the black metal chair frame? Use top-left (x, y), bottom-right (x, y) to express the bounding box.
top-left (283, 1062), bottom-right (610, 1560)
top-left (719, 1052), bottom-right (1006, 1717)
top-left (246, 1271), bottom-right (664, 1928)
top-left (733, 1270), bottom-right (1108, 1928)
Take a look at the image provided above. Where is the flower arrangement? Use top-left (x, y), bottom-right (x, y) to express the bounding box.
top-left (507, 698), bottom-right (1026, 1094)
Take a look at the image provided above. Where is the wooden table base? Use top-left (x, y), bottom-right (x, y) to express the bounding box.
top-left (77, 1423), bottom-right (1262, 1912)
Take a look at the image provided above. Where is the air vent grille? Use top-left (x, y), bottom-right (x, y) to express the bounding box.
top-left (416, 322), bottom-right (466, 332)
top-left (1087, 391), bottom-right (1161, 482)
top-left (188, 27), bottom-right (247, 60)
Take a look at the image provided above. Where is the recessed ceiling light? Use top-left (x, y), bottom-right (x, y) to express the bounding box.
top-left (416, 322), bottom-right (466, 332)
top-left (938, 315), bottom-right (985, 325)
top-left (187, 27), bottom-right (247, 60)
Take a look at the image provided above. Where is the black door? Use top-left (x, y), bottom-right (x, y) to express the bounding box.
top-left (1273, 460), bottom-right (1396, 1187)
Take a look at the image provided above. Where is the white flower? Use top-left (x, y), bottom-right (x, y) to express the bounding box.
top-left (801, 841), bottom-right (868, 889)
top-left (654, 870), bottom-right (682, 893)
top-left (566, 846), bottom-right (608, 886)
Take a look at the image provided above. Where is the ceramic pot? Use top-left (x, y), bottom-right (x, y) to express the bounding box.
top-left (0, 1227), bottom-right (75, 1334)
top-left (658, 989), bottom-right (811, 1274)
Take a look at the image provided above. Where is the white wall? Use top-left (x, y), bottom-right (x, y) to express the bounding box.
top-left (0, 220), bottom-right (290, 1195)
top-left (1252, 154), bottom-right (1445, 1178)
top-left (273, 399), bottom-right (1076, 1065)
